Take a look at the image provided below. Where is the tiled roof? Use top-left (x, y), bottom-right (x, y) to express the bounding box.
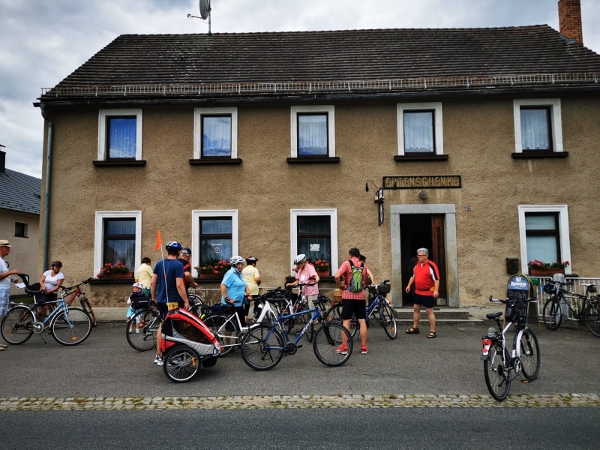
top-left (43, 25), bottom-right (600, 99)
top-left (0, 169), bottom-right (41, 215)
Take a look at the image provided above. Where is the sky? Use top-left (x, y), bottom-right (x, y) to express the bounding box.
top-left (1, 0), bottom-right (599, 178)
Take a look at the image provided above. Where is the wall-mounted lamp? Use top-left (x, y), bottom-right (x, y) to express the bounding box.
top-left (366, 180), bottom-right (385, 226)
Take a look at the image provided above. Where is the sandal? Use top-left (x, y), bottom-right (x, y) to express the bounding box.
top-left (427, 331), bottom-right (437, 339)
top-left (406, 327), bottom-right (420, 334)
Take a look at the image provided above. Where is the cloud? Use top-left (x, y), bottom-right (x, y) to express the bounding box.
top-left (0, 0), bottom-right (598, 177)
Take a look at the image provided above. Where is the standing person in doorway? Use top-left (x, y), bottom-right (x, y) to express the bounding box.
top-left (334, 248), bottom-right (369, 354)
top-left (0, 240), bottom-right (19, 351)
top-left (405, 248), bottom-right (439, 338)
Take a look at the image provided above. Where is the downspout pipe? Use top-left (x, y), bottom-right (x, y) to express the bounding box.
top-left (40, 104), bottom-right (53, 271)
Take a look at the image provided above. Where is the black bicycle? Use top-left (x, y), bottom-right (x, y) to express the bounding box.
top-left (542, 280), bottom-right (600, 337)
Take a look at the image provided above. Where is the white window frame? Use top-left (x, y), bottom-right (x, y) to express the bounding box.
top-left (98, 109), bottom-right (143, 160)
top-left (518, 205), bottom-right (571, 274)
top-left (94, 211), bottom-right (142, 276)
top-left (397, 102), bottom-right (444, 155)
top-left (192, 210), bottom-right (239, 277)
top-left (290, 209), bottom-right (338, 275)
top-left (290, 105), bottom-right (336, 158)
top-left (194, 107), bottom-right (238, 159)
top-left (513, 99), bottom-right (563, 153)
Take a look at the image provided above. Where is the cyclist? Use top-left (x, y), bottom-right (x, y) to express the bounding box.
top-left (178, 247), bottom-right (198, 290)
top-left (286, 254), bottom-right (320, 329)
top-left (151, 241), bottom-right (190, 365)
top-left (221, 256), bottom-right (252, 327)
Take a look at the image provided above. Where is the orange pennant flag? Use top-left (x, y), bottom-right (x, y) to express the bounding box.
top-left (154, 230), bottom-right (162, 251)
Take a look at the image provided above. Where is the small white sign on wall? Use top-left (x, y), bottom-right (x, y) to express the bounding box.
top-left (309, 243), bottom-right (320, 252)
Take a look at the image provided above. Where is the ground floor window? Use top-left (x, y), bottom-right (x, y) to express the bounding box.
top-left (518, 205), bottom-right (571, 274)
top-left (290, 209), bottom-right (338, 273)
top-left (94, 211), bottom-right (142, 276)
top-left (192, 210), bottom-right (238, 277)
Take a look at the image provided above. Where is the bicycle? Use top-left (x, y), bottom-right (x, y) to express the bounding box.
top-left (481, 295), bottom-right (540, 401)
top-left (240, 300), bottom-right (353, 371)
top-left (60, 278), bottom-right (97, 327)
top-left (1, 275), bottom-right (93, 346)
top-left (203, 293), bottom-right (281, 356)
top-left (325, 280), bottom-right (397, 340)
top-left (541, 279), bottom-right (600, 337)
top-left (279, 283), bottom-right (331, 340)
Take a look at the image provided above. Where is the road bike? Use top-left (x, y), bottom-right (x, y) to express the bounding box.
top-left (1, 276), bottom-right (92, 346)
top-left (60, 278), bottom-right (97, 327)
top-left (481, 295), bottom-right (540, 401)
top-left (541, 279), bottom-right (600, 337)
top-left (325, 280), bottom-right (397, 340)
top-left (240, 301), bottom-right (353, 371)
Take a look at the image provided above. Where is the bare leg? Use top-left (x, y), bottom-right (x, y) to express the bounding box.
top-left (342, 319), bottom-right (350, 347)
top-left (413, 303), bottom-right (421, 329)
top-left (358, 319), bottom-right (367, 346)
top-left (426, 307), bottom-right (436, 333)
top-left (156, 324), bottom-right (162, 357)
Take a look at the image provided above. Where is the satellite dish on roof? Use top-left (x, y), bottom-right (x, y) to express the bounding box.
top-left (187, 0), bottom-right (212, 36)
top-left (199, 0), bottom-right (210, 20)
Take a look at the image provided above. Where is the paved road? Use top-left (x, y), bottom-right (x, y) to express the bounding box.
top-left (1, 321), bottom-right (599, 399)
top-left (1, 408), bottom-right (599, 449)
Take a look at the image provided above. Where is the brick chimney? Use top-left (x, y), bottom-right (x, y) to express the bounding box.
top-left (558, 0), bottom-right (583, 44)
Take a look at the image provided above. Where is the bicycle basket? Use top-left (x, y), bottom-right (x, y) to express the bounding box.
top-left (505, 301), bottom-right (529, 326)
top-left (542, 284), bottom-right (557, 295)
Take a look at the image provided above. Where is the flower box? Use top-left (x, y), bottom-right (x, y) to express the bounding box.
top-left (528, 268), bottom-right (564, 276)
top-left (104, 271), bottom-right (134, 279)
top-left (317, 270), bottom-right (330, 278)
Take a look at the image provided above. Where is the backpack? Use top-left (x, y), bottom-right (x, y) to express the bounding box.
top-left (347, 260), bottom-right (364, 293)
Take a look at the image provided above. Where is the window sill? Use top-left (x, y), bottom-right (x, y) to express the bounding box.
top-left (89, 277), bottom-right (135, 285)
top-left (189, 158), bottom-right (242, 166)
top-left (93, 160), bottom-right (146, 167)
top-left (193, 277), bottom-right (224, 284)
top-left (287, 157), bottom-right (340, 164)
top-left (394, 154), bottom-right (449, 162)
top-left (511, 151), bottom-right (569, 159)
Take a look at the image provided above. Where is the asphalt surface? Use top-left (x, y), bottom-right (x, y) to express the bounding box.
top-left (1, 320), bottom-right (599, 398)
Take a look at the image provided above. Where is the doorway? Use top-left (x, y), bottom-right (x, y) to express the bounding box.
top-left (400, 214), bottom-right (447, 306)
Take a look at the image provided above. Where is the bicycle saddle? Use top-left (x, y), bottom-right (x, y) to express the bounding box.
top-left (486, 312), bottom-right (503, 320)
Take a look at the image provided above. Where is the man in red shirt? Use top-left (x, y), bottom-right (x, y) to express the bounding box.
top-left (334, 247), bottom-right (369, 354)
top-left (405, 248), bottom-right (439, 338)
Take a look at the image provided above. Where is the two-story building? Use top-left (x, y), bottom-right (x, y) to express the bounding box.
top-left (35, 0), bottom-right (600, 308)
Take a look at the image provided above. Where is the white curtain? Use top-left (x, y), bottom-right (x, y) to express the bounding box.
top-left (521, 109), bottom-right (550, 150)
top-left (404, 112), bottom-right (433, 153)
top-left (203, 116), bottom-right (232, 156)
top-left (298, 115), bottom-right (327, 155)
top-left (108, 118), bottom-right (136, 158)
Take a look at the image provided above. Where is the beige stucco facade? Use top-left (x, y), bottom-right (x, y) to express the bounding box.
top-left (1, 209), bottom-right (39, 296)
top-left (38, 94), bottom-right (600, 307)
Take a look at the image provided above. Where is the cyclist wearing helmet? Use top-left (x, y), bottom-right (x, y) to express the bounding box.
top-left (39, 260), bottom-right (65, 304)
top-left (151, 241), bottom-right (190, 366)
top-left (286, 253), bottom-right (320, 312)
top-left (221, 255), bottom-right (252, 327)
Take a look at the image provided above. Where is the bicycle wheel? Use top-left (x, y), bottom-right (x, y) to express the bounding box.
top-left (518, 329), bottom-right (540, 381)
top-left (1, 306), bottom-right (34, 344)
top-left (51, 307), bottom-right (92, 346)
top-left (80, 297), bottom-right (97, 327)
top-left (542, 297), bottom-right (562, 331)
top-left (584, 303), bottom-right (600, 338)
top-left (379, 303), bottom-right (398, 340)
top-left (325, 303), bottom-right (358, 337)
top-left (241, 324), bottom-right (285, 371)
top-left (483, 345), bottom-right (511, 401)
top-left (203, 314), bottom-right (237, 356)
top-left (313, 322), bottom-right (353, 367)
top-left (127, 309), bottom-right (160, 351)
top-left (163, 345), bottom-right (201, 383)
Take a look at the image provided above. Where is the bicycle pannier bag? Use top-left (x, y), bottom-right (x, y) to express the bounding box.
top-left (347, 260), bottom-right (364, 293)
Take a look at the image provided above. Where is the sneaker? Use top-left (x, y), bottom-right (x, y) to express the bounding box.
top-left (361, 345), bottom-right (368, 355)
top-left (154, 355), bottom-right (164, 366)
top-left (335, 345), bottom-right (348, 355)
top-left (135, 329), bottom-right (140, 334)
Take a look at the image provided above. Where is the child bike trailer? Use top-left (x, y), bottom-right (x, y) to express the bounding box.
top-left (160, 308), bottom-right (222, 382)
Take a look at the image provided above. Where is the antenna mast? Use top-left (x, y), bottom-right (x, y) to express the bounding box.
top-left (187, 0), bottom-right (212, 36)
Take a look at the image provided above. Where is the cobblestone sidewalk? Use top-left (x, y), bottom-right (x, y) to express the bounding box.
top-left (1, 393), bottom-right (598, 410)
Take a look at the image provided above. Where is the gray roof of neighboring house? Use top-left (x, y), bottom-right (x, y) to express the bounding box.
top-left (0, 169), bottom-right (41, 215)
top-left (39, 25), bottom-right (600, 102)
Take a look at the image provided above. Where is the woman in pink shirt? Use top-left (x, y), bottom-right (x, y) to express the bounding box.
top-left (286, 254), bottom-right (320, 311)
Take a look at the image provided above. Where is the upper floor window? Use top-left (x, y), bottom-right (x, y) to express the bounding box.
top-left (513, 99), bottom-right (563, 154)
top-left (15, 222), bottom-right (28, 238)
top-left (194, 108), bottom-right (238, 159)
top-left (94, 211), bottom-right (142, 276)
top-left (291, 106), bottom-right (335, 158)
top-left (397, 103), bottom-right (443, 156)
top-left (98, 109), bottom-right (143, 160)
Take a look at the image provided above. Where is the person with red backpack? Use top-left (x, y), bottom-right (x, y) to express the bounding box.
top-left (334, 247), bottom-right (370, 355)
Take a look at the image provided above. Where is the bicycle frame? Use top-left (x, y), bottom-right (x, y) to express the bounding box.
top-left (28, 297), bottom-right (74, 332)
top-left (555, 286), bottom-right (595, 321)
top-left (271, 306), bottom-right (323, 346)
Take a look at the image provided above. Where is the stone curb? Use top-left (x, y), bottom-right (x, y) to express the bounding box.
top-left (0, 393), bottom-right (598, 411)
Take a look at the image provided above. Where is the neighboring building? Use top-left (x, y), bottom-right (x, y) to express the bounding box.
top-left (35, 0), bottom-right (600, 307)
top-left (0, 150), bottom-right (41, 296)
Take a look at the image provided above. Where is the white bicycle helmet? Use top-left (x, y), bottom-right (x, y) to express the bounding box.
top-left (294, 254), bottom-right (307, 265)
top-left (132, 282), bottom-right (144, 289)
top-left (230, 255), bottom-right (245, 266)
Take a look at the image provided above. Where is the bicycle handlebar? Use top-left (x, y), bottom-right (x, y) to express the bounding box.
top-left (60, 278), bottom-right (92, 292)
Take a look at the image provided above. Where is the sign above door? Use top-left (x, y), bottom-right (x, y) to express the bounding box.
top-left (383, 175), bottom-right (461, 189)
